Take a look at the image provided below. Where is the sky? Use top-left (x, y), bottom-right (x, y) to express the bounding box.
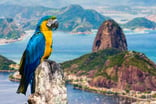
top-left (0, 0), bottom-right (156, 8)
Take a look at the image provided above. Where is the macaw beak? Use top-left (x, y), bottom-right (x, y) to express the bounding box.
top-left (47, 19), bottom-right (59, 30)
top-left (51, 19), bottom-right (59, 30)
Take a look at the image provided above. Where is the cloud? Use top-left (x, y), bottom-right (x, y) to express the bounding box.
top-left (0, 0), bottom-right (155, 7)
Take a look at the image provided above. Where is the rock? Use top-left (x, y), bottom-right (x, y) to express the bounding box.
top-left (92, 20), bottom-right (127, 52)
top-left (28, 61), bottom-right (67, 104)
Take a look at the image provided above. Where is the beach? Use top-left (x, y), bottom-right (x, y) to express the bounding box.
top-left (0, 30), bottom-right (33, 45)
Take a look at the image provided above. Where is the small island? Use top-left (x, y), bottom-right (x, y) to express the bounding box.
top-left (0, 55), bottom-right (18, 72)
top-left (122, 17), bottom-right (156, 31)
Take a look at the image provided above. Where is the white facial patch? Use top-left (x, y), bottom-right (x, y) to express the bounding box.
top-left (47, 19), bottom-right (58, 27)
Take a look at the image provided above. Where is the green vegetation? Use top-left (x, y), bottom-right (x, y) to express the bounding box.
top-left (62, 48), bottom-right (156, 83)
top-left (122, 17), bottom-right (156, 30)
top-left (152, 94), bottom-right (156, 98)
top-left (62, 48), bottom-right (121, 72)
top-left (140, 95), bottom-right (146, 99)
top-left (0, 55), bottom-right (16, 70)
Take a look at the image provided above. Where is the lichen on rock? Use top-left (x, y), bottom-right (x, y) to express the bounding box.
top-left (28, 60), bottom-right (67, 104)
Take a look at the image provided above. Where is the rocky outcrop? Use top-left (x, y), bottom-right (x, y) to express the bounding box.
top-left (28, 61), bottom-right (67, 104)
top-left (92, 20), bottom-right (127, 52)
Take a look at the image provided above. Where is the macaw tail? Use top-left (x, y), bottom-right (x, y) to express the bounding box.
top-left (16, 51), bottom-right (28, 95)
top-left (16, 51), bottom-right (40, 95)
top-left (17, 71), bottom-right (35, 95)
top-left (16, 76), bottom-right (28, 95)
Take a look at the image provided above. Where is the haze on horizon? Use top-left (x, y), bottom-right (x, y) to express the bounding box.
top-left (0, 0), bottom-right (156, 8)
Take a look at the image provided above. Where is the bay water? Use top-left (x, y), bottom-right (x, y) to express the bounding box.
top-left (0, 30), bottom-right (156, 104)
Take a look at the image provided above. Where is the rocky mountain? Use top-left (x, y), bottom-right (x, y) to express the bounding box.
top-left (62, 19), bottom-right (156, 92)
top-left (0, 54), bottom-right (16, 71)
top-left (0, 18), bottom-right (25, 39)
top-left (62, 48), bottom-right (156, 92)
top-left (123, 17), bottom-right (156, 30)
top-left (92, 20), bottom-right (127, 52)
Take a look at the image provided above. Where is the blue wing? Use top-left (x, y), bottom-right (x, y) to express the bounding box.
top-left (17, 32), bottom-right (45, 94)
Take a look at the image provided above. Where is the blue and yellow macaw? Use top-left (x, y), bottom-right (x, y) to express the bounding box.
top-left (17, 16), bottom-right (58, 95)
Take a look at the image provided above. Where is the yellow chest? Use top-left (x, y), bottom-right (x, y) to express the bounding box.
top-left (42, 31), bottom-right (53, 60)
top-left (40, 21), bottom-right (53, 60)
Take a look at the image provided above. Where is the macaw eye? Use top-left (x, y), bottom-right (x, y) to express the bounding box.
top-left (47, 19), bottom-right (53, 27)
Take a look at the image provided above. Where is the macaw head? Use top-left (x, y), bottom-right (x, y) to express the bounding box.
top-left (36, 16), bottom-right (58, 32)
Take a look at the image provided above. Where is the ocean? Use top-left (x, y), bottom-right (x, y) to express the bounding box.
top-left (0, 30), bottom-right (156, 104)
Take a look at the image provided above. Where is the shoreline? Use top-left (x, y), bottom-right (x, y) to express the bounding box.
top-left (0, 29), bottom-right (156, 45)
top-left (65, 74), bottom-right (156, 103)
top-left (0, 70), bottom-right (16, 72)
top-left (9, 73), bottom-right (156, 103)
top-left (70, 31), bottom-right (93, 35)
top-left (0, 34), bottom-right (27, 45)
top-left (71, 82), bottom-right (156, 103)
top-left (0, 30), bottom-right (34, 45)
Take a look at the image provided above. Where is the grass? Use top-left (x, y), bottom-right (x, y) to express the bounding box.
top-left (62, 48), bottom-right (156, 83)
top-left (61, 48), bottom-right (121, 72)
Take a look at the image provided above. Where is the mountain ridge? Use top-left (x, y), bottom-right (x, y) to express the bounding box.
top-left (0, 4), bottom-right (109, 33)
top-left (123, 17), bottom-right (156, 30)
top-left (0, 18), bottom-right (25, 39)
top-left (58, 4), bottom-right (109, 32)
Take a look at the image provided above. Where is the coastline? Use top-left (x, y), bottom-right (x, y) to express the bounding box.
top-left (70, 28), bottom-right (156, 35)
top-left (9, 71), bottom-right (156, 103)
top-left (70, 31), bottom-right (93, 35)
top-left (70, 81), bottom-right (156, 104)
top-left (0, 30), bottom-right (33, 45)
top-left (0, 70), bottom-right (16, 72)
top-left (65, 74), bottom-right (156, 103)
top-left (0, 34), bottom-right (27, 45)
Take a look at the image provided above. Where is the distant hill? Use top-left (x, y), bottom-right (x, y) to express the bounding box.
top-left (123, 17), bottom-right (156, 30)
top-left (57, 5), bottom-right (109, 32)
top-left (22, 5), bottom-right (109, 32)
top-left (0, 4), bottom-right (58, 31)
top-left (0, 4), bottom-right (56, 19)
top-left (0, 4), bottom-right (109, 33)
top-left (0, 55), bottom-right (16, 71)
top-left (0, 18), bottom-right (25, 39)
